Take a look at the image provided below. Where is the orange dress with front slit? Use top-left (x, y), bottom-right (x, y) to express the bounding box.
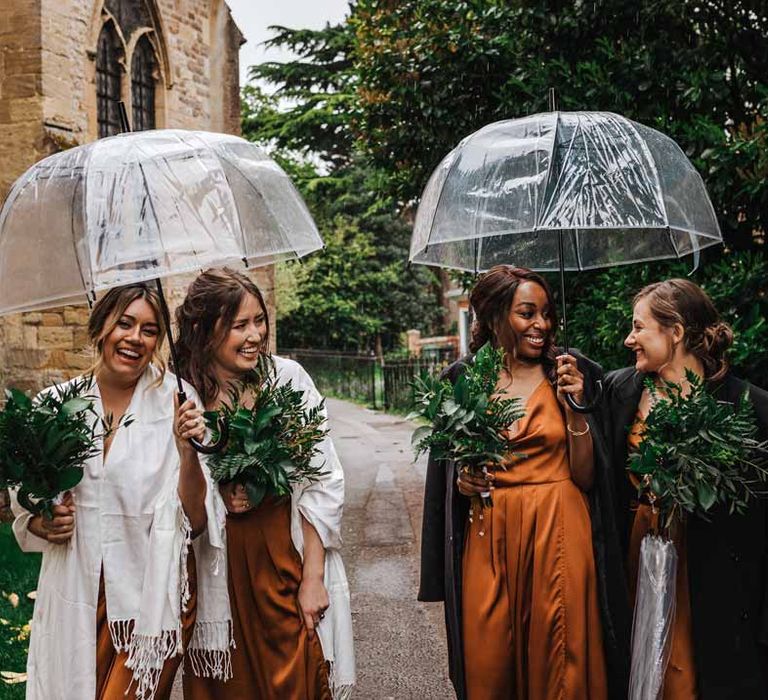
top-left (183, 496), bottom-right (330, 700)
top-left (461, 379), bottom-right (607, 700)
top-left (627, 414), bottom-right (698, 699)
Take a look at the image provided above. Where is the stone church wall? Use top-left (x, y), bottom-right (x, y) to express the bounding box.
top-left (0, 0), bottom-right (275, 395)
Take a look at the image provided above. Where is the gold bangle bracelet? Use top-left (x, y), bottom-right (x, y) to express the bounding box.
top-left (567, 422), bottom-right (591, 437)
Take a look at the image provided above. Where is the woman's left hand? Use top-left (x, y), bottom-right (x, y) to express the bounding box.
top-left (298, 574), bottom-right (330, 640)
top-left (174, 394), bottom-right (206, 456)
top-left (556, 354), bottom-right (585, 409)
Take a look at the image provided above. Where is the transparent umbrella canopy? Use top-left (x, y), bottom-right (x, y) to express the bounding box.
top-left (0, 129), bottom-right (323, 314)
top-left (410, 111), bottom-right (722, 273)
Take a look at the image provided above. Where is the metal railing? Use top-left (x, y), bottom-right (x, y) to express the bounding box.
top-left (279, 348), bottom-right (457, 412)
top-left (382, 357), bottom-right (446, 411)
top-left (279, 348), bottom-right (378, 408)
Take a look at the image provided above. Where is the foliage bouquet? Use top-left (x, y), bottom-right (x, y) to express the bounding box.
top-left (629, 369), bottom-right (768, 533)
top-left (205, 355), bottom-right (329, 508)
top-left (0, 376), bottom-right (128, 519)
top-left (410, 343), bottom-right (526, 505)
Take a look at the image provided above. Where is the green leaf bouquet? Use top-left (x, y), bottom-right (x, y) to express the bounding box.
top-left (629, 369), bottom-right (768, 533)
top-left (410, 343), bottom-right (526, 493)
top-left (205, 356), bottom-right (329, 508)
top-left (0, 376), bottom-right (129, 519)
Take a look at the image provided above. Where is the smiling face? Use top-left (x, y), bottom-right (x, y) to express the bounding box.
top-left (624, 296), bottom-right (679, 373)
top-left (499, 280), bottom-right (553, 360)
top-left (99, 297), bottom-right (160, 384)
top-left (211, 292), bottom-right (268, 379)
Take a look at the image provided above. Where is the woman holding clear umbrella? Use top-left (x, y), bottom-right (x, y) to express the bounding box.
top-left (10, 283), bottom-right (232, 700)
top-left (602, 278), bottom-right (768, 698)
top-left (419, 265), bottom-right (627, 700)
top-left (177, 268), bottom-right (355, 700)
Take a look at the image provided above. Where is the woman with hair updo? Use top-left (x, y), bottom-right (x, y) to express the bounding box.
top-left (419, 265), bottom-right (632, 700)
top-left (602, 278), bottom-right (768, 698)
top-left (177, 268), bottom-right (355, 700)
top-left (10, 283), bottom-right (231, 700)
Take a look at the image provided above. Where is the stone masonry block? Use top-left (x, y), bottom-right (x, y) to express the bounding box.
top-left (41, 312), bottom-right (64, 326)
top-left (38, 326), bottom-right (73, 349)
top-left (63, 306), bottom-right (90, 326)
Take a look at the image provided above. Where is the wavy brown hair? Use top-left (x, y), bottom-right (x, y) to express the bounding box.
top-left (174, 267), bottom-right (270, 406)
top-left (634, 278), bottom-right (733, 381)
top-left (469, 265), bottom-right (558, 379)
top-left (88, 283), bottom-right (167, 377)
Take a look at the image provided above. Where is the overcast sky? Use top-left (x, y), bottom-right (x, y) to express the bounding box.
top-left (226, 0), bottom-right (350, 89)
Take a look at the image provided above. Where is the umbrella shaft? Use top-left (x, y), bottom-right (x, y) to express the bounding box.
top-left (558, 230), bottom-right (569, 353)
top-left (154, 278), bottom-right (185, 396)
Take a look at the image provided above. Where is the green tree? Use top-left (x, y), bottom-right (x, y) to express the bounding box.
top-left (242, 24), bottom-right (443, 352)
top-left (350, 0), bottom-right (768, 250)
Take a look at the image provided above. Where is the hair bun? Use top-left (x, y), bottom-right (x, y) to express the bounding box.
top-left (700, 322), bottom-right (733, 382)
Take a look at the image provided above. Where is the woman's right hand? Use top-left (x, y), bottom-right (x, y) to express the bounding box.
top-left (219, 482), bottom-right (254, 514)
top-left (30, 491), bottom-right (76, 544)
top-left (456, 465), bottom-right (494, 497)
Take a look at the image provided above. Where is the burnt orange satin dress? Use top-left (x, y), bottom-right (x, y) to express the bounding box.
top-left (183, 496), bottom-right (330, 700)
top-left (461, 380), bottom-right (607, 700)
top-left (95, 550), bottom-right (197, 700)
top-left (627, 415), bottom-right (698, 699)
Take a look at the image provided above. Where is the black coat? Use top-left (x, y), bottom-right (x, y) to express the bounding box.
top-left (418, 350), bottom-right (632, 700)
top-left (602, 368), bottom-right (768, 699)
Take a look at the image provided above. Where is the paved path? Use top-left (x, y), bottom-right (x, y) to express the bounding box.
top-left (174, 398), bottom-right (453, 699)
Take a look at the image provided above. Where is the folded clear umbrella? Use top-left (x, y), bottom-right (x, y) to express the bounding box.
top-left (0, 127), bottom-right (323, 450)
top-left (410, 107), bottom-right (722, 412)
top-left (629, 534), bottom-right (678, 700)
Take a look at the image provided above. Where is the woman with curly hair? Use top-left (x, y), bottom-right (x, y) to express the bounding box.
top-left (419, 265), bottom-right (631, 700)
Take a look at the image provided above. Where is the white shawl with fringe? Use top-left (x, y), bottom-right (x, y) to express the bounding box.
top-left (11, 366), bottom-right (232, 700)
top-left (277, 355), bottom-right (356, 699)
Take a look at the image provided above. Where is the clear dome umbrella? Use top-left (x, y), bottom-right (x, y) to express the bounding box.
top-left (0, 117), bottom-right (324, 450)
top-left (409, 106), bottom-right (722, 411)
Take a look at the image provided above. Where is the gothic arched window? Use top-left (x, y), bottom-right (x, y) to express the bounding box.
top-left (96, 22), bottom-right (122, 138)
top-left (131, 35), bottom-right (156, 131)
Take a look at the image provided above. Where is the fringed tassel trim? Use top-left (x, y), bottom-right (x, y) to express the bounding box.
top-left (179, 512), bottom-right (193, 613)
top-left (124, 628), bottom-right (182, 700)
top-left (188, 619), bottom-right (235, 681)
top-left (327, 661), bottom-right (355, 700)
top-left (108, 618), bottom-right (134, 653)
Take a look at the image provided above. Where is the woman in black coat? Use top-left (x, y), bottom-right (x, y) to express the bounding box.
top-left (603, 278), bottom-right (768, 699)
top-left (418, 265), bottom-right (632, 700)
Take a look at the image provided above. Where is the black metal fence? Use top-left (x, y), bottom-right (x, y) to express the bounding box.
top-left (280, 348), bottom-right (455, 412)
top-left (381, 357), bottom-right (446, 411)
top-left (279, 348), bottom-right (378, 408)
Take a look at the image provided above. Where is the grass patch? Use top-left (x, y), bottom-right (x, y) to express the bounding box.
top-left (0, 522), bottom-right (40, 699)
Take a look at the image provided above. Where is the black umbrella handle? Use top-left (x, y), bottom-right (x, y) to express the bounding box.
top-left (152, 278), bottom-right (229, 454)
top-left (177, 389), bottom-right (229, 454)
top-left (565, 382), bottom-right (603, 414)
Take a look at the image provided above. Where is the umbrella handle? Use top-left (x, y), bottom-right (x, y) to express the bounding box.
top-left (16, 489), bottom-right (44, 515)
top-left (178, 390), bottom-right (229, 455)
top-left (565, 380), bottom-right (603, 414)
top-left (189, 417), bottom-right (229, 454)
